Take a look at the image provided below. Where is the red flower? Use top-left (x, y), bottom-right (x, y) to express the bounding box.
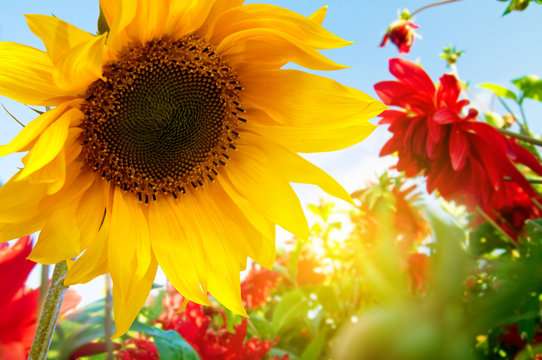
top-left (277, 248), bottom-right (326, 287)
top-left (0, 237), bottom-right (82, 360)
top-left (0, 236), bottom-right (38, 360)
top-left (153, 287), bottom-right (275, 360)
top-left (116, 339), bottom-right (159, 360)
top-left (241, 263), bottom-right (281, 310)
top-left (375, 58), bottom-right (542, 237)
top-left (380, 19), bottom-right (419, 54)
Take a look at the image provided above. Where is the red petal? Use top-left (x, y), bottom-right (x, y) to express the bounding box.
top-left (449, 127), bottom-right (470, 171)
top-left (433, 108), bottom-right (460, 124)
top-left (507, 138), bottom-right (542, 176)
top-left (388, 58), bottom-right (436, 96)
top-left (436, 74), bottom-right (461, 107)
top-left (68, 342), bottom-right (122, 360)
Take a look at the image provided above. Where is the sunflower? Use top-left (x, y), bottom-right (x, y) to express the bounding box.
top-left (0, 0), bottom-right (384, 336)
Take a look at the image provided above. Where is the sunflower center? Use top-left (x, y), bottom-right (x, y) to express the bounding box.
top-left (80, 36), bottom-right (245, 202)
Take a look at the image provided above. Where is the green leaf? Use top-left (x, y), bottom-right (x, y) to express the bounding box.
top-left (146, 290), bottom-right (166, 321)
top-left (478, 83), bottom-right (518, 101)
top-left (469, 222), bottom-right (511, 255)
top-left (129, 322), bottom-right (200, 360)
top-left (512, 75), bottom-right (542, 101)
top-left (247, 315), bottom-right (274, 339)
top-left (272, 290), bottom-right (309, 334)
top-left (299, 328), bottom-right (329, 360)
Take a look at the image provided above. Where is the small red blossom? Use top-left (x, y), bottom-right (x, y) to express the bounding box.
top-left (0, 237), bottom-right (38, 360)
top-left (153, 287), bottom-right (275, 360)
top-left (116, 338), bottom-right (159, 360)
top-left (375, 58), bottom-right (542, 237)
top-left (380, 19), bottom-right (419, 53)
top-left (405, 253), bottom-right (430, 294)
top-left (277, 248), bottom-right (326, 287)
top-left (241, 263), bottom-right (281, 310)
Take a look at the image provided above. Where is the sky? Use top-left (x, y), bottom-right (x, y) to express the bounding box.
top-left (0, 0), bottom-right (541, 303)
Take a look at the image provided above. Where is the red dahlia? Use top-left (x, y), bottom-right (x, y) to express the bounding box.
top-left (380, 19), bottom-right (419, 54)
top-left (375, 58), bottom-right (542, 237)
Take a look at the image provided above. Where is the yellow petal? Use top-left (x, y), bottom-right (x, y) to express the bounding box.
top-left (0, 216), bottom-right (45, 243)
top-left (0, 101), bottom-right (75, 158)
top-left (165, 0), bottom-right (214, 40)
top-left (181, 191), bottom-right (247, 316)
top-left (200, 0), bottom-right (244, 39)
top-left (240, 131), bottom-right (354, 205)
top-left (65, 218), bottom-right (109, 285)
top-left (108, 187), bottom-right (154, 337)
top-left (309, 5), bottom-right (328, 25)
top-left (25, 14), bottom-right (94, 64)
top-left (76, 179), bottom-right (109, 250)
top-left (210, 4), bottom-right (349, 49)
top-left (15, 109), bottom-right (76, 181)
top-left (202, 183), bottom-right (276, 268)
top-left (0, 42), bottom-right (73, 105)
top-left (100, 0), bottom-right (137, 54)
top-left (29, 194), bottom-right (84, 264)
top-left (112, 255), bottom-right (157, 338)
top-left (246, 108), bottom-right (377, 153)
top-left (148, 197), bottom-right (211, 305)
top-left (217, 28), bottom-right (347, 71)
top-left (219, 147), bottom-right (309, 239)
top-left (0, 175), bottom-right (46, 223)
top-left (240, 69), bottom-right (386, 126)
top-left (53, 35), bottom-right (106, 93)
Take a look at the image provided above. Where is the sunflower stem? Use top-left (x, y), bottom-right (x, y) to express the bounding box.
top-left (28, 261), bottom-right (69, 360)
top-left (410, 0), bottom-right (462, 17)
top-left (495, 127), bottom-right (542, 147)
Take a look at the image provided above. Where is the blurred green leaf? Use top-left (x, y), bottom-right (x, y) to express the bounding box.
top-left (479, 83), bottom-right (518, 101)
top-left (272, 290), bottom-right (310, 334)
top-left (130, 321), bottom-right (200, 360)
top-left (299, 328), bottom-right (328, 360)
top-left (512, 75), bottom-right (542, 101)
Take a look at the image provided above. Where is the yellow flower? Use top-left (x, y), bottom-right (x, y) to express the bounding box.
top-left (0, 0), bottom-right (384, 336)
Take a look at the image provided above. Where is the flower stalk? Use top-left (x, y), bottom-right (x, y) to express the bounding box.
top-left (410, 0), bottom-right (462, 16)
top-left (495, 127), bottom-right (542, 147)
top-left (28, 261), bottom-right (69, 360)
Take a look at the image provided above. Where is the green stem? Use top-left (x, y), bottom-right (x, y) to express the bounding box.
top-left (28, 261), bottom-right (69, 360)
top-left (476, 207), bottom-right (517, 248)
top-left (495, 127), bottom-right (542, 147)
top-left (410, 0), bottom-right (462, 16)
top-left (495, 96), bottom-right (515, 116)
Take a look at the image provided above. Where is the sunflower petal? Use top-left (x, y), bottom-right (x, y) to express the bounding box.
top-left (246, 108), bottom-right (377, 153)
top-left (241, 69), bottom-right (386, 126)
top-left (0, 102), bottom-right (76, 158)
top-left (165, 0), bottom-right (214, 40)
top-left (111, 255), bottom-right (157, 338)
top-left (210, 4), bottom-right (349, 49)
top-left (219, 148), bottom-right (309, 239)
top-left (25, 14), bottom-right (94, 64)
top-left (217, 28), bottom-right (347, 71)
top-left (0, 42), bottom-right (72, 105)
top-left (65, 220), bottom-right (109, 285)
top-left (15, 109), bottom-right (76, 180)
top-left (309, 6), bottom-right (328, 25)
top-left (240, 131), bottom-right (354, 204)
top-left (29, 195), bottom-right (83, 264)
top-left (148, 197), bottom-right (210, 304)
top-left (53, 35), bottom-right (106, 93)
top-left (100, 0), bottom-right (137, 53)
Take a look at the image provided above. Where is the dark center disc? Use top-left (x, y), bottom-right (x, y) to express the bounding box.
top-left (79, 36), bottom-right (245, 202)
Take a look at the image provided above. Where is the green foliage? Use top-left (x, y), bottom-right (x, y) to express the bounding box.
top-left (498, 0), bottom-right (542, 15)
top-left (130, 321), bottom-right (200, 360)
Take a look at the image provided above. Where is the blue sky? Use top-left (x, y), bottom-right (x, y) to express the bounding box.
top-left (0, 0), bottom-right (541, 301)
